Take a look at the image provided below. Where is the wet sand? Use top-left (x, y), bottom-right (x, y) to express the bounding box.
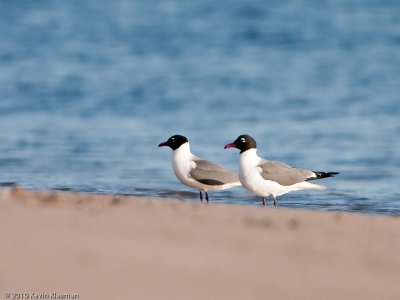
top-left (0, 187), bottom-right (399, 300)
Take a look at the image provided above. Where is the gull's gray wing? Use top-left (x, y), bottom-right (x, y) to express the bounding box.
top-left (258, 159), bottom-right (315, 186)
top-left (190, 159), bottom-right (240, 186)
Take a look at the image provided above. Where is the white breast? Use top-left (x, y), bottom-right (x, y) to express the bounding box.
top-left (239, 149), bottom-right (284, 197)
top-left (171, 142), bottom-right (239, 192)
top-left (172, 143), bottom-right (194, 184)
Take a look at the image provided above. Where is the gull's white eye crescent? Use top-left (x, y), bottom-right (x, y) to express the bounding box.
top-left (241, 137), bottom-right (246, 143)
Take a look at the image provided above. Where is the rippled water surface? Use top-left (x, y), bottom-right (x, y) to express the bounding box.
top-left (0, 0), bottom-right (399, 214)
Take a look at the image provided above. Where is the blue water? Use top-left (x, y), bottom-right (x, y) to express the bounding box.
top-left (0, 0), bottom-right (399, 215)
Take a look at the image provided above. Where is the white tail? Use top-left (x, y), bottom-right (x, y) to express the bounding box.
top-left (295, 182), bottom-right (326, 191)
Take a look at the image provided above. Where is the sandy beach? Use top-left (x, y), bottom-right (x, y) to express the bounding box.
top-left (0, 187), bottom-right (399, 300)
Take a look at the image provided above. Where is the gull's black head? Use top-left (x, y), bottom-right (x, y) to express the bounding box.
top-left (224, 134), bottom-right (257, 153)
top-left (158, 135), bottom-right (188, 150)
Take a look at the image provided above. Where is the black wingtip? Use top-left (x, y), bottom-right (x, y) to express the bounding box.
top-left (313, 171), bottom-right (339, 179)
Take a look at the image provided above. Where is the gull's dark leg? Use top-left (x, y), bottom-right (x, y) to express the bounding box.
top-left (262, 197), bottom-right (267, 207)
top-left (205, 192), bottom-right (209, 203)
top-left (199, 191), bottom-right (203, 203)
top-left (273, 196), bottom-right (279, 208)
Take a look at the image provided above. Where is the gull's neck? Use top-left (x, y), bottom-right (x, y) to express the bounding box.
top-left (172, 142), bottom-right (193, 178)
top-left (239, 148), bottom-right (259, 166)
top-left (172, 142), bottom-right (193, 161)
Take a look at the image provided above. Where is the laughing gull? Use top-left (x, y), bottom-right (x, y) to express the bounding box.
top-left (159, 135), bottom-right (241, 203)
top-left (224, 134), bottom-right (338, 207)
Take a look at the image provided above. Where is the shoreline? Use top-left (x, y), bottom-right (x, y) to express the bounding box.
top-left (1, 187), bottom-right (399, 300)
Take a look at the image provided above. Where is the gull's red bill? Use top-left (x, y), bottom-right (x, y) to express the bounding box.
top-left (224, 143), bottom-right (236, 149)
